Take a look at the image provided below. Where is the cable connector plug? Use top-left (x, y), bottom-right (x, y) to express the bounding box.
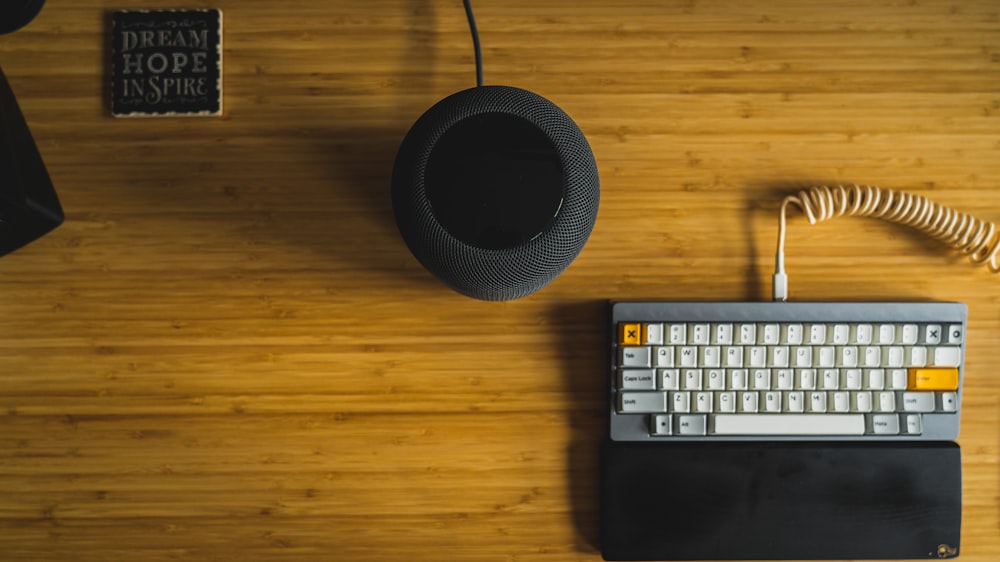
top-left (772, 251), bottom-right (788, 302)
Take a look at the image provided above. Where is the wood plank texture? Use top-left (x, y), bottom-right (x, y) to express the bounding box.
top-left (1, 1), bottom-right (998, 560)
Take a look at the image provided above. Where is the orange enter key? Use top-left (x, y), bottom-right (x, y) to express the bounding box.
top-left (908, 368), bottom-right (960, 391)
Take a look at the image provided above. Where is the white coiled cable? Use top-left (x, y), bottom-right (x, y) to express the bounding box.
top-left (773, 184), bottom-right (999, 300)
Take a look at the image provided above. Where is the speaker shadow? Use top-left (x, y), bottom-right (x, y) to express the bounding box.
top-left (550, 298), bottom-right (609, 553)
top-left (232, 0), bottom-right (446, 289)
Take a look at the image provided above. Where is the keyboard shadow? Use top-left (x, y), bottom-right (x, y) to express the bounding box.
top-left (549, 299), bottom-right (609, 554)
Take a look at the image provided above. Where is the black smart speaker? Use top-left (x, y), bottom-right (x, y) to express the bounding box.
top-left (0, 0), bottom-right (46, 35)
top-left (391, 85), bottom-right (600, 301)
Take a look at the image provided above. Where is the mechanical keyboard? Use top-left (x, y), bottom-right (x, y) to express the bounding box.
top-left (610, 301), bottom-right (966, 442)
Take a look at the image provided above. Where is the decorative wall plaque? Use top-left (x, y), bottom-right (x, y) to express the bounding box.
top-left (111, 9), bottom-right (223, 117)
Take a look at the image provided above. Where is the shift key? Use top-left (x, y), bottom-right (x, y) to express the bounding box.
top-left (619, 392), bottom-right (668, 413)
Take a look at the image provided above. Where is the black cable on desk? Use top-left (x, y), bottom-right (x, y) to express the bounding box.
top-left (463, 0), bottom-right (484, 87)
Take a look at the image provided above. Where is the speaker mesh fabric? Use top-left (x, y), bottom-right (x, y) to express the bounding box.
top-left (391, 85), bottom-right (599, 301)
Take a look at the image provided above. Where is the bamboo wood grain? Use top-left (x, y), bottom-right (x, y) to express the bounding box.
top-left (1, 1), bottom-right (998, 560)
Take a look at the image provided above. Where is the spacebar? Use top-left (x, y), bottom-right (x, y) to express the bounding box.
top-left (713, 414), bottom-right (865, 435)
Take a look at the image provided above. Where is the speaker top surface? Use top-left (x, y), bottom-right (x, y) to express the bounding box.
top-left (424, 111), bottom-right (563, 250)
top-left (392, 85), bottom-right (599, 301)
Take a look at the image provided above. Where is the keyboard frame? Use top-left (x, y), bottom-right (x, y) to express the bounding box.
top-left (609, 301), bottom-right (967, 442)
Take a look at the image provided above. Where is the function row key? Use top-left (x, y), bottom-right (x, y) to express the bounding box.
top-left (620, 322), bottom-right (963, 347)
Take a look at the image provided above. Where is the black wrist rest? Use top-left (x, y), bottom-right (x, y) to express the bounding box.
top-left (600, 440), bottom-right (961, 561)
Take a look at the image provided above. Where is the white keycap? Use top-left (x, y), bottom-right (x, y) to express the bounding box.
top-left (677, 415), bottom-right (707, 435)
top-left (932, 347), bottom-right (962, 367)
top-left (706, 369), bottom-right (726, 390)
top-left (668, 324), bottom-right (686, 344)
top-left (651, 414), bottom-right (671, 435)
top-left (672, 392), bottom-right (690, 413)
top-left (890, 369), bottom-right (908, 390)
top-left (817, 347), bottom-right (835, 367)
top-left (644, 323), bottom-right (664, 345)
top-left (855, 391), bottom-right (873, 412)
top-left (724, 346), bottom-right (744, 367)
top-left (908, 346), bottom-right (927, 367)
top-left (762, 324), bottom-right (780, 345)
top-left (771, 346), bottom-right (789, 367)
top-left (702, 346), bottom-right (721, 367)
top-left (839, 346), bottom-right (859, 367)
top-left (691, 324), bottom-right (710, 345)
top-left (809, 324), bottom-right (827, 344)
top-left (620, 392), bottom-right (667, 412)
top-left (748, 347), bottom-right (767, 367)
top-left (738, 324), bottom-right (755, 344)
top-left (886, 346), bottom-right (904, 368)
top-left (878, 391), bottom-right (896, 412)
top-left (822, 369), bottom-right (839, 390)
top-left (718, 392), bottom-right (737, 413)
top-left (729, 369), bottom-right (748, 390)
top-left (621, 369), bottom-right (656, 390)
top-left (866, 369), bottom-right (885, 390)
top-left (679, 346), bottom-right (698, 367)
top-left (740, 392), bottom-right (759, 412)
top-left (695, 392), bottom-right (714, 413)
top-left (941, 392), bottom-right (957, 412)
top-left (833, 391), bottom-right (851, 412)
top-left (684, 369), bottom-right (702, 390)
top-left (902, 392), bottom-right (935, 412)
top-left (793, 346), bottom-right (813, 367)
top-left (655, 346), bottom-right (675, 367)
top-left (753, 369), bottom-right (771, 390)
top-left (870, 414), bottom-right (899, 434)
top-left (775, 369), bottom-right (794, 390)
top-left (713, 414), bottom-right (865, 435)
top-left (764, 391), bottom-right (782, 412)
top-left (924, 324), bottom-right (942, 345)
top-left (659, 369), bottom-right (680, 390)
top-left (901, 324), bottom-right (919, 345)
top-left (785, 324), bottom-right (804, 345)
top-left (621, 347), bottom-right (651, 367)
top-left (878, 324), bottom-right (896, 344)
top-left (714, 324), bottom-right (734, 345)
top-left (797, 369), bottom-right (817, 390)
top-left (809, 392), bottom-right (827, 412)
top-left (832, 324), bottom-right (850, 345)
top-left (854, 324), bottom-right (873, 345)
top-left (787, 391), bottom-right (805, 412)
top-left (862, 346), bottom-right (880, 367)
top-left (844, 369), bottom-right (862, 390)
top-left (946, 325), bottom-right (963, 344)
top-left (905, 414), bottom-right (922, 435)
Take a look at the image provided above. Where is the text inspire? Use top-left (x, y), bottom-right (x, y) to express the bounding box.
top-left (121, 27), bottom-right (211, 104)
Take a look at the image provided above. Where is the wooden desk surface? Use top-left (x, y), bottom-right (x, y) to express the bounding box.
top-left (1, 1), bottom-right (998, 560)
